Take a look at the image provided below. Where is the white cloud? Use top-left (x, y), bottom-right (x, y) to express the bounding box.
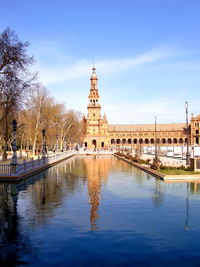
top-left (33, 47), bottom-right (174, 84)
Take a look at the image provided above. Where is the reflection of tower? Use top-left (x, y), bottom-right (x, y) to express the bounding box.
top-left (88, 174), bottom-right (101, 231)
top-left (85, 156), bottom-right (110, 230)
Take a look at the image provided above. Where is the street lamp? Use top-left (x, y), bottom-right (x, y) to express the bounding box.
top-left (11, 119), bottom-right (18, 167)
top-left (42, 129), bottom-right (46, 158)
top-left (139, 125), bottom-right (142, 156)
top-left (185, 101), bottom-right (190, 165)
top-left (154, 116), bottom-right (159, 169)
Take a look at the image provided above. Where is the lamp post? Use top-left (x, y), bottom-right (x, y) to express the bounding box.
top-left (154, 116), bottom-right (159, 168)
top-left (11, 119), bottom-right (18, 170)
top-left (155, 116), bottom-right (157, 157)
top-left (42, 129), bottom-right (46, 158)
top-left (139, 125), bottom-right (142, 156)
top-left (185, 101), bottom-right (190, 165)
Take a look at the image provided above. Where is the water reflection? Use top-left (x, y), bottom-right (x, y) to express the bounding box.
top-left (185, 183), bottom-right (190, 231)
top-left (152, 179), bottom-right (164, 207)
top-left (84, 155), bottom-right (110, 230)
top-left (1, 156), bottom-right (200, 265)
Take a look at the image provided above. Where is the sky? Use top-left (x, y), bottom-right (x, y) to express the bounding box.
top-left (1, 0), bottom-right (200, 124)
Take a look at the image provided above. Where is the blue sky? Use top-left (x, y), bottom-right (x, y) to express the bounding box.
top-left (1, 0), bottom-right (200, 124)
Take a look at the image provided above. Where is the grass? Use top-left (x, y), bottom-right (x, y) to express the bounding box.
top-left (159, 169), bottom-right (200, 175)
top-left (115, 152), bottom-right (200, 176)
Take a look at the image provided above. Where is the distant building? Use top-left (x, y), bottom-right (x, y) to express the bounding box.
top-left (82, 68), bottom-right (200, 149)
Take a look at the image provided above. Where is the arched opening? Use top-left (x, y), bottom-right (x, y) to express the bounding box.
top-left (145, 139), bottom-right (149, 144)
top-left (139, 138), bottom-right (143, 144)
top-left (156, 138), bottom-right (160, 144)
top-left (92, 139), bottom-right (97, 148)
top-left (173, 138), bottom-right (177, 144)
top-left (179, 138), bottom-right (183, 144)
top-left (196, 137), bottom-right (199, 144)
top-left (117, 139), bottom-right (120, 144)
top-left (185, 138), bottom-right (188, 144)
top-left (167, 138), bottom-right (172, 144)
top-left (150, 138), bottom-right (154, 144)
top-left (196, 130), bottom-right (199, 134)
top-left (162, 138), bottom-right (166, 144)
top-left (128, 139), bottom-right (132, 144)
top-left (133, 139), bottom-right (137, 144)
top-left (111, 139), bottom-right (115, 144)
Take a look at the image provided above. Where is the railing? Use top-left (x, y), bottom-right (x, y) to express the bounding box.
top-left (0, 164), bottom-right (12, 175)
top-left (0, 151), bottom-right (75, 177)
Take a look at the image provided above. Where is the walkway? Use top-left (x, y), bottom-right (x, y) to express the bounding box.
top-left (141, 153), bottom-right (187, 167)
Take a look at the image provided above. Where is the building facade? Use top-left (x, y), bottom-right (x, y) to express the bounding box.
top-left (83, 68), bottom-right (200, 149)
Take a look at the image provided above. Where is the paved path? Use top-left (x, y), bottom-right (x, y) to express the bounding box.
top-left (141, 153), bottom-right (187, 167)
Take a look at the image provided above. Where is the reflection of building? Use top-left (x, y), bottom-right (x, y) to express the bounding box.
top-left (190, 182), bottom-right (200, 193)
top-left (84, 156), bottom-right (110, 230)
top-left (83, 68), bottom-right (200, 149)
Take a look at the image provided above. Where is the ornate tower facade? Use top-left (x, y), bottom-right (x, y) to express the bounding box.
top-left (83, 68), bottom-right (108, 149)
top-left (82, 67), bottom-right (200, 151)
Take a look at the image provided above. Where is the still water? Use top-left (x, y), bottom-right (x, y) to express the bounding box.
top-left (1, 155), bottom-right (200, 266)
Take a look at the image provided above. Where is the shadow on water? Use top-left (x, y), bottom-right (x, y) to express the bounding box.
top-left (0, 155), bottom-right (200, 266)
top-left (0, 170), bottom-right (48, 266)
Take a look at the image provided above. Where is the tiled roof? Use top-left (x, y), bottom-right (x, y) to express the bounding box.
top-left (108, 123), bottom-right (186, 132)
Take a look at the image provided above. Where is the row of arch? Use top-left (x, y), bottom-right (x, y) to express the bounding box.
top-left (110, 138), bottom-right (188, 145)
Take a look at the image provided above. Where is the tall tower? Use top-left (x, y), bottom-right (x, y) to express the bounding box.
top-left (83, 67), bottom-right (108, 149)
top-left (87, 67), bottom-right (101, 121)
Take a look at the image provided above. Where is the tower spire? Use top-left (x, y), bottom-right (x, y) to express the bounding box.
top-left (90, 66), bottom-right (98, 88)
top-left (88, 67), bottom-right (100, 103)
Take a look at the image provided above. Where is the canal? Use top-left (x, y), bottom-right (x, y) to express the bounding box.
top-left (0, 155), bottom-right (200, 266)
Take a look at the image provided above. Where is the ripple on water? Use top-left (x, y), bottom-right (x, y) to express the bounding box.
top-left (1, 155), bottom-right (200, 266)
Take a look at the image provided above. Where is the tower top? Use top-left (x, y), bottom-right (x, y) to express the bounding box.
top-left (90, 67), bottom-right (98, 81)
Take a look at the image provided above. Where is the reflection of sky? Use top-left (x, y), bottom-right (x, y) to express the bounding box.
top-left (106, 173), bottom-right (155, 199)
top-left (2, 156), bottom-right (200, 265)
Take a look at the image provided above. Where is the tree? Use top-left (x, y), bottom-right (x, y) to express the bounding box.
top-left (19, 86), bottom-right (83, 156)
top-left (0, 28), bottom-right (34, 75)
top-left (51, 105), bottom-right (82, 151)
top-left (21, 84), bottom-right (54, 156)
top-left (0, 28), bottom-right (35, 160)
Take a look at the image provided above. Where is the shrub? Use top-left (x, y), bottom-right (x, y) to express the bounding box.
top-left (151, 163), bottom-right (159, 170)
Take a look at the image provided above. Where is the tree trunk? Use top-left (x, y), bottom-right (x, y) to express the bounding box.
top-left (32, 99), bottom-right (42, 156)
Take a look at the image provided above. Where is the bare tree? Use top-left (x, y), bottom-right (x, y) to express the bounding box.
top-left (0, 28), bottom-right (34, 75)
top-left (0, 28), bottom-right (35, 160)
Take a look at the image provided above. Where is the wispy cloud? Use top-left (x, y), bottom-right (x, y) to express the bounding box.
top-left (33, 47), bottom-right (174, 84)
top-left (103, 101), bottom-right (185, 124)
